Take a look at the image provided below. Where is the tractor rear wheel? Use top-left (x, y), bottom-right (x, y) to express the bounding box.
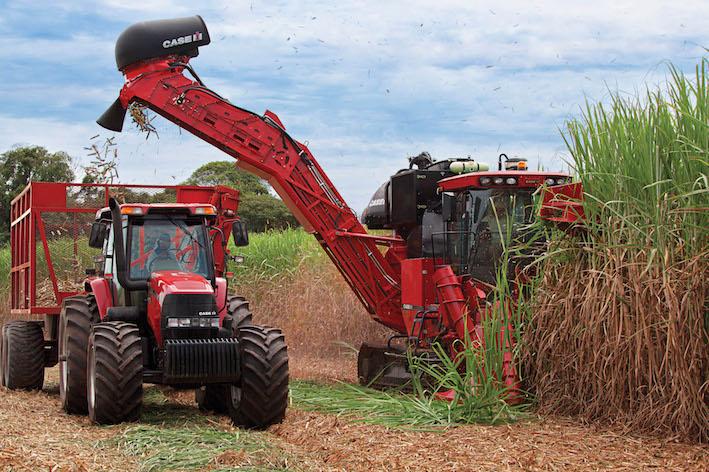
top-left (1, 321), bottom-right (44, 390)
top-left (195, 295), bottom-right (254, 413)
top-left (87, 322), bottom-right (143, 424)
top-left (59, 295), bottom-right (99, 414)
top-left (223, 296), bottom-right (253, 333)
top-left (227, 325), bottom-right (289, 429)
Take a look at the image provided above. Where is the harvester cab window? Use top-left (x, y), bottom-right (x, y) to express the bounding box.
top-left (127, 218), bottom-right (213, 280)
top-left (443, 189), bottom-right (534, 282)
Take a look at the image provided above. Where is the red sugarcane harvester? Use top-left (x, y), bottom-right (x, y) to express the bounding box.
top-left (95, 17), bottom-right (584, 398)
top-left (2, 182), bottom-right (289, 427)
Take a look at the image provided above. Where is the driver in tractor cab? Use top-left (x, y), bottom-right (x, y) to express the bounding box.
top-left (147, 233), bottom-right (181, 272)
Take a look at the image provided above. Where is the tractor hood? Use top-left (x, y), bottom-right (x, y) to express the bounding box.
top-left (148, 271), bottom-right (214, 302)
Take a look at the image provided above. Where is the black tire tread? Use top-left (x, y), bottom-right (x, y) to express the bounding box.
top-left (223, 295), bottom-right (254, 333)
top-left (88, 322), bottom-right (143, 424)
top-left (3, 321), bottom-right (44, 390)
top-left (59, 295), bottom-right (99, 414)
top-left (195, 295), bottom-right (253, 413)
top-left (230, 325), bottom-right (289, 429)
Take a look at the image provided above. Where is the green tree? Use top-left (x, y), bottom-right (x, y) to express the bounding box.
top-left (184, 161), bottom-right (298, 232)
top-left (0, 146), bottom-right (74, 243)
top-left (184, 161), bottom-right (269, 194)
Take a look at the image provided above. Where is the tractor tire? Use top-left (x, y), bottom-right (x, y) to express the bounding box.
top-left (87, 322), bottom-right (143, 424)
top-left (0, 327), bottom-right (6, 388)
top-left (223, 296), bottom-right (253, 333)
top-left (1, 321), bottom-right (44, 390)
top-left (227, 325), bottom-right (289, 429)
top-left (59, 295), bottom-right (99, 414)
top-left (195, 295), bottom-right (254, 413)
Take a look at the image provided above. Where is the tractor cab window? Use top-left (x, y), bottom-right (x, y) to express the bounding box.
top-left (127, 217), bottom-right (213, 280)
top-left (444, 189), bottom-right (534, 282)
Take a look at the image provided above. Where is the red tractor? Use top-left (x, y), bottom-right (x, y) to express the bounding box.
top-left (1, 182), bottom-right (288, 427)
top-left (96, 16), bottom-right (584, 398)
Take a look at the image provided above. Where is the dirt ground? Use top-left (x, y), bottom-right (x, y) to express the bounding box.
top-left (0, 356), bottom-right (706, 471)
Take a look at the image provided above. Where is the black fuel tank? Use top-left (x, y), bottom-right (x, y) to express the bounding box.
top-left (115, 16), bottom-right (211, 70)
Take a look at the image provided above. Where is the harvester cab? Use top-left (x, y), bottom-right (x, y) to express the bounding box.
top-left (359, 153), bottom-right (579, 390)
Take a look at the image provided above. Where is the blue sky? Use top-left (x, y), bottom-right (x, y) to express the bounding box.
top-left (0, 0), bottom-right (706, 212)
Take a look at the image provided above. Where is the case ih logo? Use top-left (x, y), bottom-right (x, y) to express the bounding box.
top-left (162, 31), bottom-right (203, 49)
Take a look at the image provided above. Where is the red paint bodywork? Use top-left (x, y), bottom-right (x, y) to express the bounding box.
top-left (107, 52), bottom-right (586, 401)
top-left (87, 277), bottom-right (114, 318)
top-left (9, 182), bottom-right (239, 320)
top-left (147, 271), bottom-right (222, 346)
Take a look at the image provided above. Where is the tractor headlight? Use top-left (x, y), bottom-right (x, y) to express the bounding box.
top-left (199, 317), bottom-right (220, 328)
top-left (479, 177), bottom-right (492, 186)
top-left (545, 178), bottom-right (556, 186)
top-left (556, 177), bottom-right (569, 185)
top-left (167, 317), bottom-right (220, 328)
top-left (493, 177), bottom-right (504, 185)
top-left (505, 177), bottom-right (517, 185)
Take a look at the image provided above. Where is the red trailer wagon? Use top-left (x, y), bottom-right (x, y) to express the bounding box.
top-left (5, 181), bottom-right (239, 381)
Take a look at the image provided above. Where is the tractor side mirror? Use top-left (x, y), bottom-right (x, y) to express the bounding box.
top-left (441, 193), bottom-right (455, 221)
top-left (89, 222), bottom-right (108, 248)
top-left (232, 220), bottom-right (249, 247)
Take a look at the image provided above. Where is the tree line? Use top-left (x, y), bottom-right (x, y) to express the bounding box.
top-left (0, 146), bottom-right (298, 244)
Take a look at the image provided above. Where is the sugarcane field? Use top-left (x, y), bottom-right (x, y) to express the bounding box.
top-left (0, 1), bottom-right (707, 471)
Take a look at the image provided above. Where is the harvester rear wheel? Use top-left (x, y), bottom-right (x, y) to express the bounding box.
top-left (1, 321), bottom-right (44, 390)
top-left (228, 325), bottom-right (289, 429)
top-left (87, 322), bottom-right (143, 424)
top-left (195, 295), bottom-right (254, 413)
top-left (59, 295), bottom-right (99, 414)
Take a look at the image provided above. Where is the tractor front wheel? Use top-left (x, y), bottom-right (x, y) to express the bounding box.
top-left (87, 322), bottom-right (143, 424)
top-left (59, 295), bottom-right (99, 414)
top-left (195, 295), bottom-right (254, 413)
top-left (1, 321), bottom-right (44, 390)
top-left (228, 325), bottom-right (289, 429)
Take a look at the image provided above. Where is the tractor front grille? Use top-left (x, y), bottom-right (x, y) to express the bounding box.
top-left (163, 338), bottom-right (240, 384)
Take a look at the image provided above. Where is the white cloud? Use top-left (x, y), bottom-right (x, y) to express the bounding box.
top-left (0, 0), bottom-right (706, 212)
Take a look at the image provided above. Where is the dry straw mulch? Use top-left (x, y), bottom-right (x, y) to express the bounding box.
top-left (272, 408), bottom-right (709, 471)
top-left (238, 262), bottom-right (393, 357)
top-left (0, 370), bottom-right (137, 471)
top-left (525, 249), bottom-right (708, 443)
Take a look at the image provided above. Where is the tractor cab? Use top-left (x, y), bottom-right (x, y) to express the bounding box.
top-left (94, 203), bottom-right (221, 295)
